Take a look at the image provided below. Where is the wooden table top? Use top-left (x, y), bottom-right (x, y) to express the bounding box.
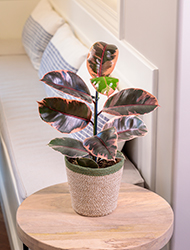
top-left (16, 183), bottom-right (174, 250)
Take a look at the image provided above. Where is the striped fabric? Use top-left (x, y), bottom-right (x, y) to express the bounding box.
top-left (22, 0), bottom-right (64, 70)
top-left (38, 41), bottom-right (78, 79)
top-left (62, 93), bottom-right (109, 141)
top-left (71, 115), bottom-right (110, 141)
top-left (22, 16), bottom-right (53, 70)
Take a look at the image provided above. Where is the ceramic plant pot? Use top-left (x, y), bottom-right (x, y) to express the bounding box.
top-left (65, 155), bottom-right (124, 217)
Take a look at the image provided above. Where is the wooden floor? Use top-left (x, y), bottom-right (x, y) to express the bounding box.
top-left (0, 204), bottom-right (11, 250)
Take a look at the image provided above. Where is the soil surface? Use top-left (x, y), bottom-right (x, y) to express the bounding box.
top-left (68, 158), bottom-right (121, 168)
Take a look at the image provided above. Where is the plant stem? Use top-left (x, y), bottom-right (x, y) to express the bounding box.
top-left (93, 91), bottom-right (99, 162)
top-left (93, 91), bottom-right (99, 136)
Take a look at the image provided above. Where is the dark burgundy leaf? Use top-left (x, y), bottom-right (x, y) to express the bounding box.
top-left (103, 116), bottom-right (148, 141)
top-left (48, 138), bottom-right (89, 158)
top-left (83, 127), bottom-right (118, 160)
top-left (103, 88), bottom-right (159, 116)
top-left (38, 97), bottom-right (92, 133)
top-left (41, 70), bottom-right (93, 103)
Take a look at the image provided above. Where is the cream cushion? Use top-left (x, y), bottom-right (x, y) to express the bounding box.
top-left (38, 23), bottom-right (88, 79)
top-left (0, 52), bottom-right (68, 203)
top-left (22, 0), bottom-right (64, 70)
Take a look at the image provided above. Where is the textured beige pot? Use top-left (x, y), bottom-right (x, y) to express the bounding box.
top-left (65, 155), bottom-right (124, 217)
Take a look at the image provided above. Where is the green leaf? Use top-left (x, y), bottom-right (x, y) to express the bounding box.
top-left (103, 88), bottom-right (159, 116)
top-left (87, 42), bottom-right (118, 77)
top-left (48, 138), bottom-right (89, 158)
top-left (83, 127), bottom-right (118, 160)
top-left (103, 116), bottom-right (148, 141)
top-left (90, 77), bottom-right (119, 96)
top-left (41, 70), bottom-right (93, 103)
top-left (77, 158), bottom-right (99, 168)
top-left (38, 97), bottom-right (92, 133)
top-left (116, 151), bottom-right (125, 159)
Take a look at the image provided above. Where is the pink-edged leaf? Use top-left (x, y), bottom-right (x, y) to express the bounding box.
top-left (103, 88), bottom-right (159, 116)
top-left (83, 127), bottom-right (118, 160)
top-left (38, 97), bottom-right (92, 133)
top-left (102, 116), bottom-right (148, 141)
top-left (48, 138), bottom-right (89, 158)
top-left (90, 77), bottom-right (119, 96)
top-left (41, 70), bottom-right (93, 103)
top-left (87, 42), bottom-right (118, 77)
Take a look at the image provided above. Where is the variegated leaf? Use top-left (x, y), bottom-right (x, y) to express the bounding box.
top-left (38, 97), bottom-right (92, 133)
top-left (87, 42), bottom-right (118, 77)
top-left (103, 116), bottom-right (148, 141)
top-left (103, 88), bottom-right (159, 116)
top-left (116, 151), bottom-right (125, 159)
top-left (41, 70), bottom-right (93, 103)
top-left (77, 158), bottom-right (99, 168)
top-left (48, 138), bottom-right (89, 158)
top-left (91, 76), bottom-right (119, 96)
top-left (83, 127), bottom-right (118, 160)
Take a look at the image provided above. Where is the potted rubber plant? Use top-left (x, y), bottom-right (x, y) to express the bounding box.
top-left (38, 41), bottom-right (159, 217)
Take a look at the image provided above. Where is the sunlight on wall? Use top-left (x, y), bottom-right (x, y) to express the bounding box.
top-left (100, 0), bottom-right (117, 11)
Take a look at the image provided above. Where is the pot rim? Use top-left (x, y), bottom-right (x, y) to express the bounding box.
top-left (65, 152), bottom-right (124, 177)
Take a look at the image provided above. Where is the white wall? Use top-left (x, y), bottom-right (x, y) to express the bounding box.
top-left (0, 0), bottom-right (39, 39)
top-left (123, 0), bottom-right (178, 203)
top-left (171, 1), bottom-right (190, 249)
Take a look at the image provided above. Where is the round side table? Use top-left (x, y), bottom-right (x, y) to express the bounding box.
top-left (16, 183), bottom-right (174, 250)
